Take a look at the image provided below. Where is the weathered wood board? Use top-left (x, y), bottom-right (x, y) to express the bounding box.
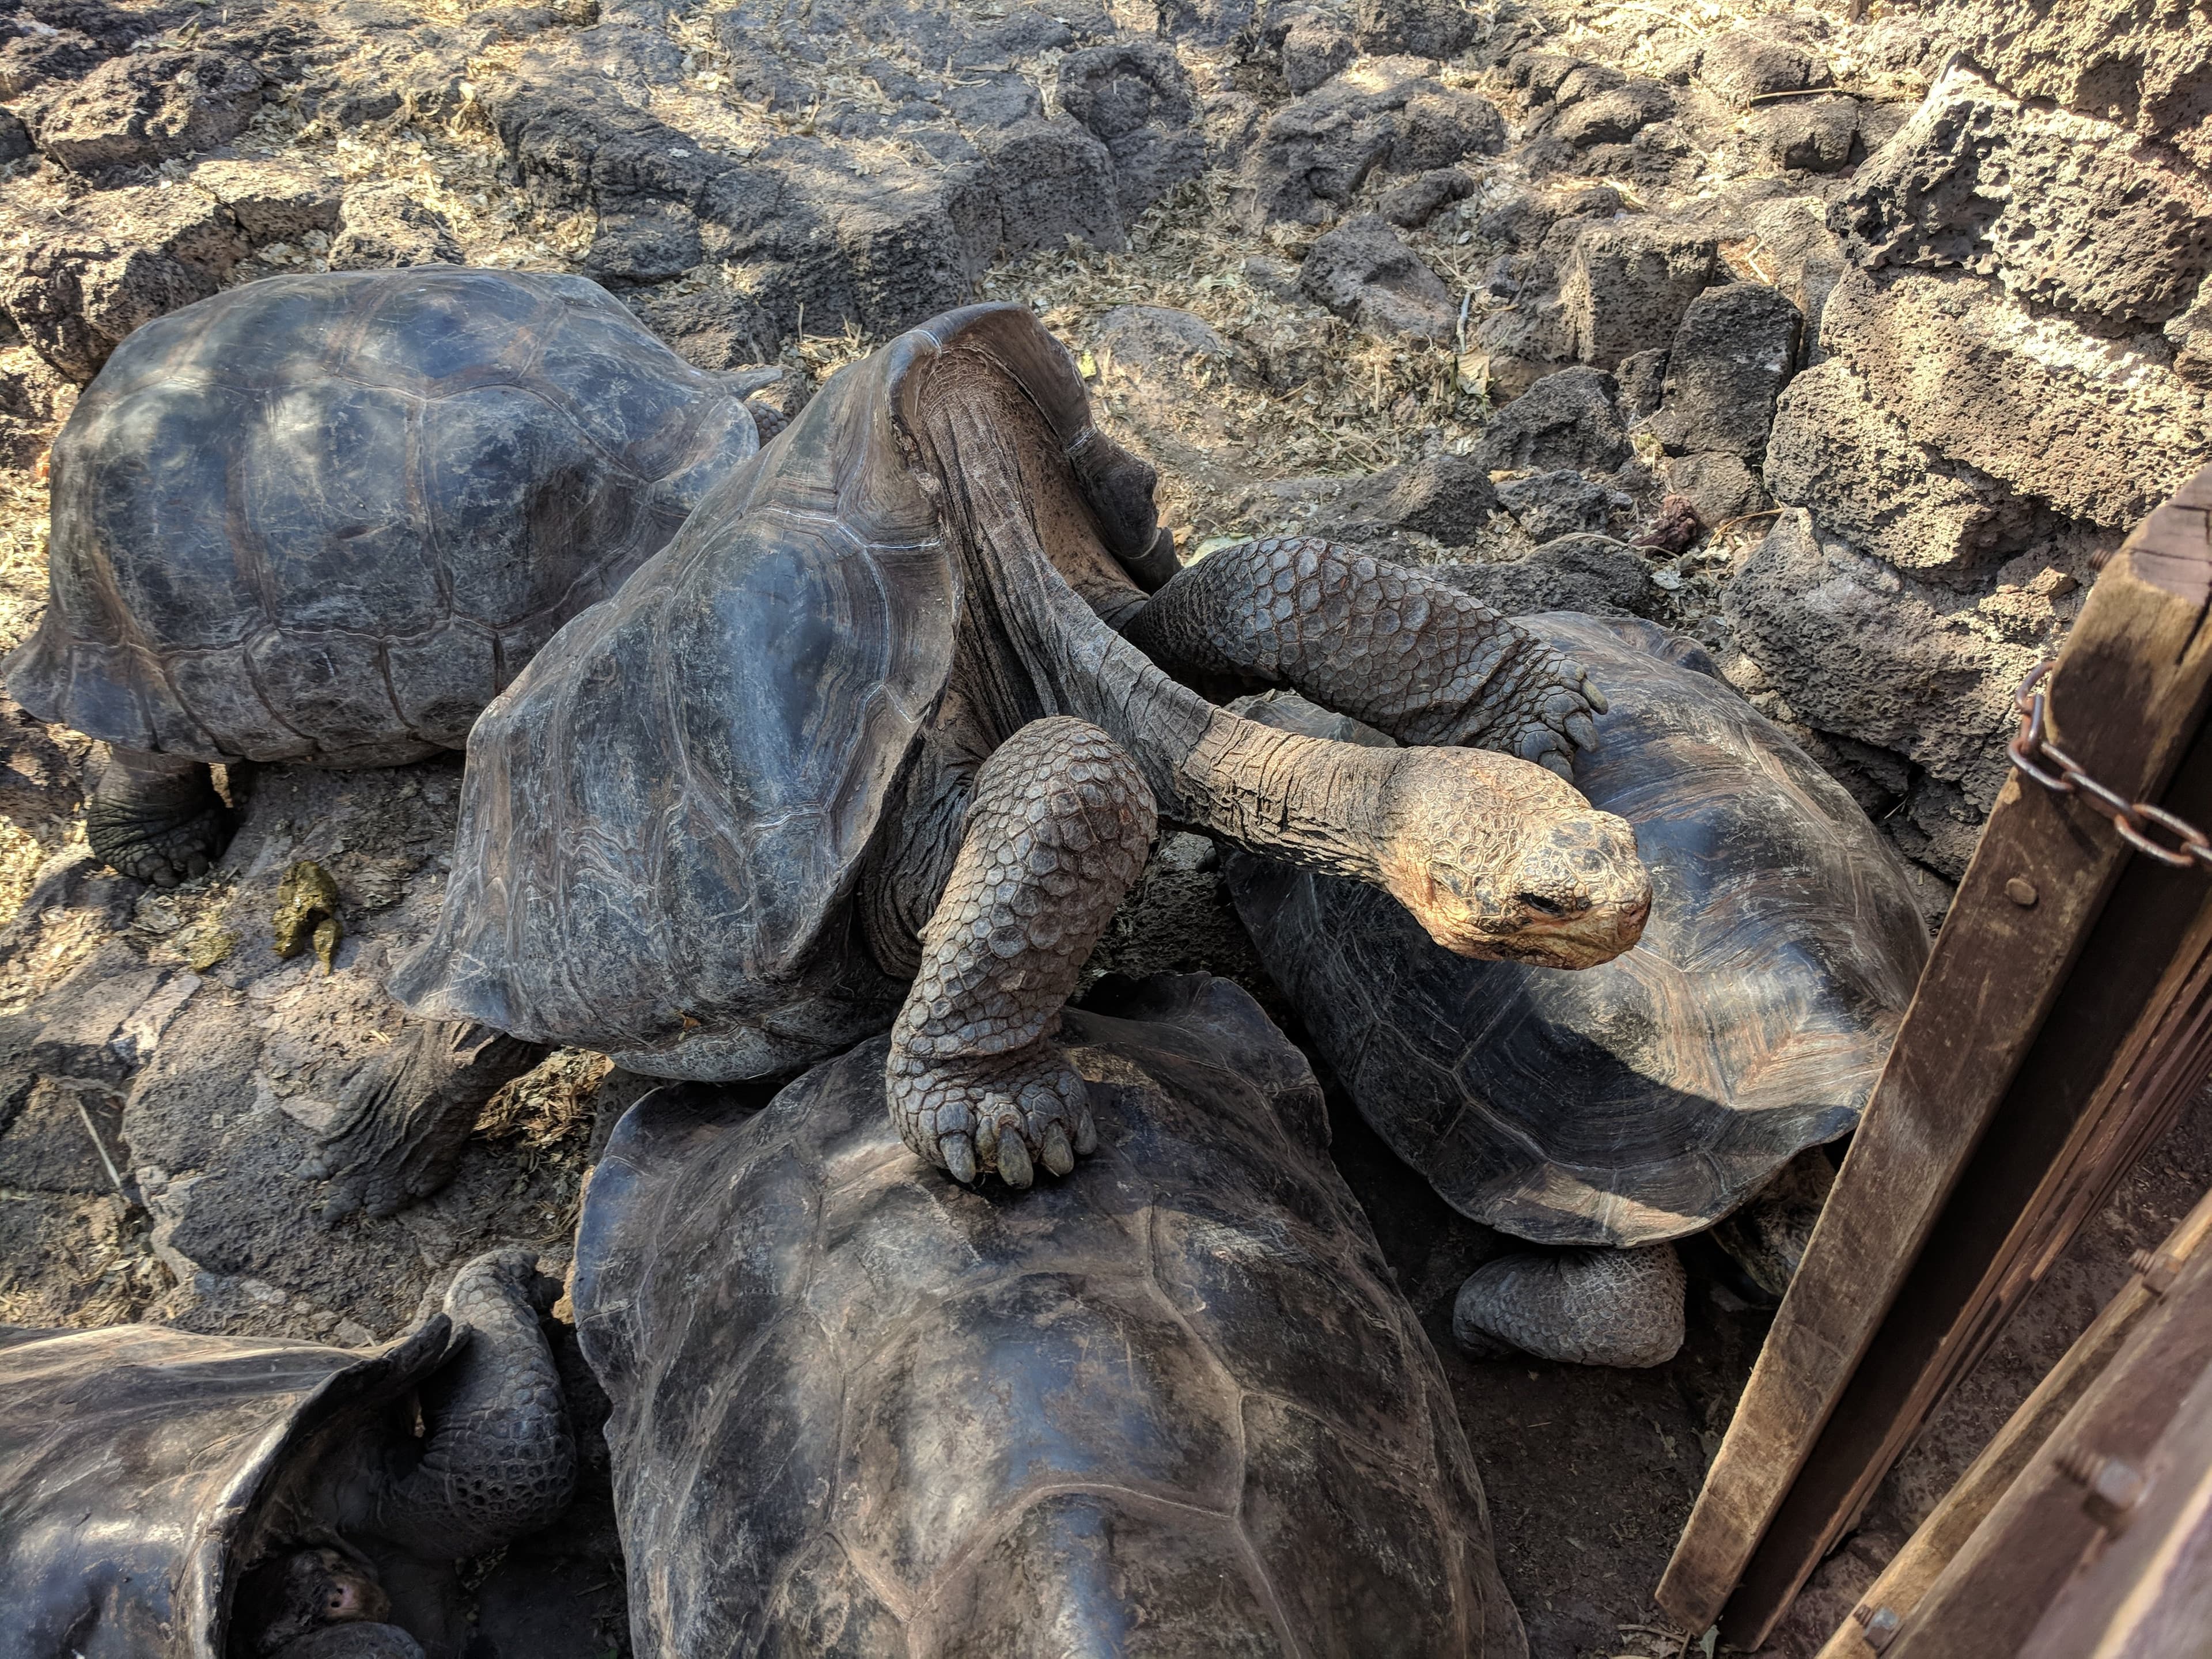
top-left (1657, 465), bottom-right (2212, 1643)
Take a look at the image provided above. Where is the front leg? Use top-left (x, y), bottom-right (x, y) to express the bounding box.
top-left (887, 717), bottom-right (1156, 1187)
top-left (1123, 536), bottom-right (1607, 775)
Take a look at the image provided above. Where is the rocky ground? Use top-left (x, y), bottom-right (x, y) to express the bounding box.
top-left (2, 0), bottom-right (2209, 1653)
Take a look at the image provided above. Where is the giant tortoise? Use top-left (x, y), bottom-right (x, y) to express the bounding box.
top-left (8, 267), bottom-right (766, 886)
top-left (395, 301), bottom-right (1651, 1192)
top-left (5, 267), bottom-right (768, 1213)
top-left (1226, 615), bottom-right (1929, 1366)
top-left (572, 971), bottom-right (1526, 1657)
top-left (0, 1249), bottom-right (575, 1658)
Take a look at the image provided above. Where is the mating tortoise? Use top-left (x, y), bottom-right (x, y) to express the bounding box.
top-left (1226, 615), bottom-right (1929, 1366)
top-left (394, 301), bottom-right (1650, 1192)
top-left (572, 971), bottom-right (1525, 1657)
top-left (6, 266), bottom-right (767, 888)
top-left (0, 1249), bottom-right (575, 1658)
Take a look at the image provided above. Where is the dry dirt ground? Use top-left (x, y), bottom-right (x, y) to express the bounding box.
top-left (1, 0), bottom-right (2206, 1653)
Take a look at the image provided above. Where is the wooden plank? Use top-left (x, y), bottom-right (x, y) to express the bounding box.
top-left (1883, 1218), bottom-right (2212, 1657)
top-left (2017, 1313), bottom-right (2212, 1658)
top-left (1813, 1183), bottom-right (2212, 1659)
top-left (1656, 466), bottom-right (2212, 1638)
top-left (1719, 777), bottom-right (2212, 1643)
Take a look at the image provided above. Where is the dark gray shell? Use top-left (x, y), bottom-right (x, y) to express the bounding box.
top-left (1228, 614), bottom-right (1930, 1249)
top-left (391, 304), bottom-right (1105, 1082)
top-left (0, 1317), bottom-right (451, 1659)
top-left (571, 973), bottom-right (1525, 1658)
top-left (6, 269), bottom-right (760, 766)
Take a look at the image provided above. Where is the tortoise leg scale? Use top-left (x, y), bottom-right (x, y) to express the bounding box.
top-left (1124, 536), bottom-right (1608, 777)
top-left (885, 717), bottom-right (1157, 1187)
top-left (86, 745), bottom-right (232, 886)
top-left (370, 1248), bottom-right (577, 1559)
top-left (1454, 1241), bottom-right (1688, 1369)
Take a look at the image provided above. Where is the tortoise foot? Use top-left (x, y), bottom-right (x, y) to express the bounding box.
top-left (86, 750), bottom-right (230, 887)
top-left (1451, 1242), bottom-right (1685, 1368)
top-left (305, 1021), bottom-right (542, 1221)
top-left (886, 1043), bottom-right (1099, 1190)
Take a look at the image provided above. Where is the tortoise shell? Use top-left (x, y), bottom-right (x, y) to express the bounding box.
top-left (391, 303), bottom-right (1106, 1082)
top-left (571, 972), bottom-right (1524, 1657)
top-left (0, 1317), bottom-right (452, 1659)
top-left (1226, 613), bottom-right (1930, 1248)
top-left (6, 268), bottom-right (761, 766)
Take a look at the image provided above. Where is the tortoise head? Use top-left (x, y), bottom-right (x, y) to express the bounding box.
top-left (1374, 747), bottom-right (1650, 969)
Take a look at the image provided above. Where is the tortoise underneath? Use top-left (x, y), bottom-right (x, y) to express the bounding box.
top-left (0, 1251), bottom-right (575, 1659)
top-left (1228, 615), bottom-right (1930, 1365)
top-left (573, 972), bottom-right (1528, 1657)
top-left (5, 267), bottom-right (770, 1215)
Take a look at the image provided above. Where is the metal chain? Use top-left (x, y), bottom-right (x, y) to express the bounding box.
top-left (2009, 659), bottom-right (2212, 871)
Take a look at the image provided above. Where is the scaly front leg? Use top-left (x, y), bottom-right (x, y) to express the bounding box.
top-left (885, 717), bottom-right (1156, 1187)
top-left (1124, 536), bottom-right (1607, 775)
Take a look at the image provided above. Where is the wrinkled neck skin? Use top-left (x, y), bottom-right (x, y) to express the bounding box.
top-left (908, 350), bottom-right (1398, 882)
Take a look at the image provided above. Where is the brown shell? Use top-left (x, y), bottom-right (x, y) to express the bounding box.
top-left (1228, 614), bottom-right (1930, 1248)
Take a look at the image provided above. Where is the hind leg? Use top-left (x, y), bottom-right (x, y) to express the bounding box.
top-left (306, 1020), bottom-right (545, 1221)
top-left (86, 746), bottom-right (231, 886)
top-left (369, 1248), bottom-right (576, 1559)
top-left (1452, 1243), bottom-right (1685, 1368)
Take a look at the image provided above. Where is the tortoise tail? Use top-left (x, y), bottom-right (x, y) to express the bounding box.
top-left (374, 1249), bottom-right (577, 1560)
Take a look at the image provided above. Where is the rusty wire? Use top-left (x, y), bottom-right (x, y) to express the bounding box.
top-left (2010, 658), bottom-right (2212, 871)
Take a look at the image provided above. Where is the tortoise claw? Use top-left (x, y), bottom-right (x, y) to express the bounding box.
top-left (996, 1132), bottom-right (1034, 1189)
top-left (1565, 712), bottom-right (1598, 751)
top-left (1039, 1122), bottom-right (1075, 1177)
top-left (1582, 678), bottom-right (1609, 715)
top-left (1074, 1111), bottom-right (1099, 1156)
top-left (888, 1047), bottom-right (1092, 1190)
top-left (1519, 726), bottom-right (1574, 778)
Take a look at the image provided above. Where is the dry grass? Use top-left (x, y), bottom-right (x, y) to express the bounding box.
top-left (1002, 173), bottom-right (1484, 467)
top-left (0, 1190), bottom-right (171, 1329)
top-left (477, 1047), bottom-right (615, 1152)
top-left (0, 456), bottom-right (50, 657)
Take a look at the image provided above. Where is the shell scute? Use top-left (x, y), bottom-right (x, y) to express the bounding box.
top-left (166, 643), bottom-right (301, 759)
top-left (387, 623), bottom-right (501, 750)
top-left (244, 381), bottom-right (444, 637)
top-left (421, 384), bottom-right (607, 624)
top-left (67, 380), bottom-right (257, 653)
top-left (1237, 1392), bottom-right (1475, 1653)
top-left (336, 268), bottom-right (560, 393)
top-left (831, 1270), bottom-right (1244, 1591)
top-left (243, 626), bottom-right (419, 765)
top-left (933, 1493), bottom-right (1287, 1657)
